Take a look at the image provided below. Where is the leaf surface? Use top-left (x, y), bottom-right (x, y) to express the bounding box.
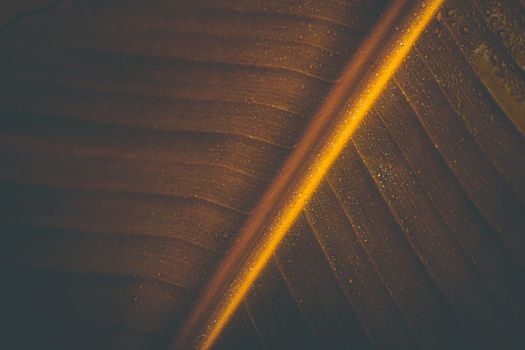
top-left (0, 0), bottom-right (524, 349)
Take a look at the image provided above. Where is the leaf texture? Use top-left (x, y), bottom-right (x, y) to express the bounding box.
top-left (0, 0), bottom-right (524, 349)
top-left (218, 0), bottom-right (525, 349)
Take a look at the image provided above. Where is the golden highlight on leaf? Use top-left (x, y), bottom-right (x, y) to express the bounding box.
top-left (173, 1), bottom-right (444, 348)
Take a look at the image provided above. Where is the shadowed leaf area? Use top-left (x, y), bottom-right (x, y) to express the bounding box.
top-left (0, 0), bottom-right (524, 349)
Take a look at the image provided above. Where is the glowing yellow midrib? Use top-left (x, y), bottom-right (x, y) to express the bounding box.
top-left (173, 1), bottom-right (444, 348)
